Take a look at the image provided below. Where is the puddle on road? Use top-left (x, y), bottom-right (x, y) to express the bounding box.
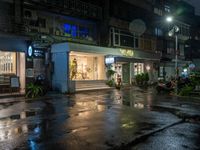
top-left (0, 110), bottom-right (39, 123)
top-left (149, 106), bottom-right (179, 114)
top-left (0, 118), bottom-right (53, 142)
top-left (122, 100), bottom-right (145, 109)
top-left (0, 101), bottom-right (21, 110)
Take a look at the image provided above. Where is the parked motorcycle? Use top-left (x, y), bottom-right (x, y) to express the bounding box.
top-left (156, 80), bottom-right (175, 93)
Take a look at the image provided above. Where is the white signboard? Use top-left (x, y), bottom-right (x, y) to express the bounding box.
top-left (105, 57), bottom-right (115, 64)
top-left (10, 77), bottom-right (20, 88)
top-left (26, 68), bottom-right (34, 77)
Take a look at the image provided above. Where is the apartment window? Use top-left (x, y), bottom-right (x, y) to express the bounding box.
top-left (179, 44), bottom-right (184, 56)
top-left (164, 5), bottom-right (170, 12)
top-left (154, 7), bottom-right (163, 16)
top-left (167, 42), bottom-right (174, 54)
top-left (63, 23), bottom-right (93, 40)
top-left (176, 22), bottom-right (190, 37)
top-left (79, 26), bottom-right (89, 38)
top-left (24, 10), bottom-right (32, 18)
top-left (38, 18), bottom-right (46, 28)
top-left (110, 27), bottom-right (139, 48)
top-left (155, 28), bottom-right (163, 36)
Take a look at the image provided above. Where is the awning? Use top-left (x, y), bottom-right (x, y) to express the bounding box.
top-left (51, 42), bottom-right (161, 60)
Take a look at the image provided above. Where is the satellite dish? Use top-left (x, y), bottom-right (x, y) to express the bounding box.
top-left (129, 19), bottom-right (146, 36)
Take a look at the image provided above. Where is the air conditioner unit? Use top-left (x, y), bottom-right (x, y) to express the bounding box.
top-left (32, 11), bottom-right (38, 20)
top-left (23, 9), bottom-right (38, 20)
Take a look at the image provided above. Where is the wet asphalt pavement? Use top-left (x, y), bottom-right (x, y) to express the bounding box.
top-left (0, 87), bottom-right (200, 150)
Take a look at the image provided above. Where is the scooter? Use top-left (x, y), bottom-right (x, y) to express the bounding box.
top-left (156, 81), bottom-right (175, 93)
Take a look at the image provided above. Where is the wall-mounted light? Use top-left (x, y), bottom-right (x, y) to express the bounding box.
top-left (183, 68), bottom-right (187, 73)
top-left (146, 65), bottom-right (150, 71)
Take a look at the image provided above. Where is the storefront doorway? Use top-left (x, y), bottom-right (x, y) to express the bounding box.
top-left (122, 63), bottom-right (130, 84)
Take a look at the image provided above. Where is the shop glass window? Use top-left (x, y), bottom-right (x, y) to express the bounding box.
top-left (0, 52), bottom-right (16, 75)
top-left (70, 54), bottom-right (105, 80)
top-left (134, 63), bottom-right (144, 75)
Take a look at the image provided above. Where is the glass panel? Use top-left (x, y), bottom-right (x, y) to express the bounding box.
top-left (70, 54), bottom-right (105, 80)
top-left (134, 63), bottom-right (144, 75)
top-left (0, 51), bottom-right (16, 75)
top-left (120, 35), bottom-right (134, 47)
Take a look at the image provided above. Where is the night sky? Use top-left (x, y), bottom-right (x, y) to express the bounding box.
top-left (184, 0), bottom-right (200, 15)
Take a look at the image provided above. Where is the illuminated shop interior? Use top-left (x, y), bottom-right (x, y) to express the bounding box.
top-left (134, 63), bottom-right (144, 75)
top-left (0, 51), bottom-right (16, 74)
top-left (112, 64), bottom-right (122, 82)
top-left (0, 51), bottom-right (25, 93)
top-left (70, 52), bottom-right (106, 80)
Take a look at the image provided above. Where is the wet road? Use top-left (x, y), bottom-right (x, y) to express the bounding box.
top-left (0, 87), bottom-right (199, 150)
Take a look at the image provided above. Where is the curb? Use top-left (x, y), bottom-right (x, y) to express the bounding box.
top-left (109, 119), bottom-right (183, 150)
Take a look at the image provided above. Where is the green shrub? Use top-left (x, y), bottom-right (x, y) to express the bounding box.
top-left (26, 83), bottom-right (43, 98)
top-left (106, 79), bottom-right (115, 87)
top-left (135, 73), bottom-right (149, 86)
top-left (106, 69), bottom-right (116, 79)
top-left (144, 73), bottom-right (149, 82)
top-left (179, 85), bottom-right (193, 96)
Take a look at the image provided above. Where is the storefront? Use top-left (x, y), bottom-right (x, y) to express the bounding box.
top-left (0, 36), bottom-right (27, 94)
top-left (51, 42), bottom-right (160, 93)
top-left (114, 56), bottom-right (159, 85)
top-left (52, 42), bottom-right (121, 93)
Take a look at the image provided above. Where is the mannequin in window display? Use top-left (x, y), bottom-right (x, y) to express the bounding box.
top-left (71, 58), bottom-right (78, 80)
top-left (116, 74), bottom-right (122, 89)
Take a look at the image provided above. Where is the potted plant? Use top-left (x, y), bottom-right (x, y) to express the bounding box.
top-left (106, 69), bottom-right (116, 87)
top-left (26, 83), bottom-right (44, 98)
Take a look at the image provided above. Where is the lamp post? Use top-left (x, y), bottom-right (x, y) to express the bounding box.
top-left (166, 16), bottom-right (179, 95)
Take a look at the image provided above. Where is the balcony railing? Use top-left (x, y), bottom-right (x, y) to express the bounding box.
top-left (0, 15), bottom-right (98, 45)
top-left (24, 0), bottom-right (102, 20)
top-left (110, 27), bottom-right (157, 52)
top-left (0, 16), bottom-right (26, 34)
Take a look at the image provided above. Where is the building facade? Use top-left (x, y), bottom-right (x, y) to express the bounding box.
top-left (0, 0), bottom-right (199, 93)
top-left (0, 1), bottom-right (27, 94)
top-left (152, 0), bottom-right (193, 80)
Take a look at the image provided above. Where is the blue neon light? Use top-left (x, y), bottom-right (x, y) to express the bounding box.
top-left (63, 23), bottom-right (90, 38)
top-left (71, 25), bottom-right (77, 37)
top-left (63, 24), bottom-right (71, 34)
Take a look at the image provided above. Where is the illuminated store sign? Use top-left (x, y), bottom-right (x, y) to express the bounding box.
top-left (120, 49), bottom-right (134, 57)
top-left (27, 46), bottom-right (45, 58)
top-left (27, 46), bottom-right (33, 57)
top-left (105, 57), bottom-right (115, 64)
top-left (33, 49), bottom-right (45, 58)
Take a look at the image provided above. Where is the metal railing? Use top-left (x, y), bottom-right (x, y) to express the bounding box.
top-left (24, 0), bottom-right (102, 19)
top-left (0, 16), bottom-right (26, 34)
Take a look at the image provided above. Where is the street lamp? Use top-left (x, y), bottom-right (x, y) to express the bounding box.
top-left (166, 16), bottom-right (179, 95)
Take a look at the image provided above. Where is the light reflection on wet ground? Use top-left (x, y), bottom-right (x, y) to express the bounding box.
top-left (0, 87), bottom-right (199, 149)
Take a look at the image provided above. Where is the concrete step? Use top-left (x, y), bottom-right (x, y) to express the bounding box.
top-left (75, 80), bottom-right (110, 90)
